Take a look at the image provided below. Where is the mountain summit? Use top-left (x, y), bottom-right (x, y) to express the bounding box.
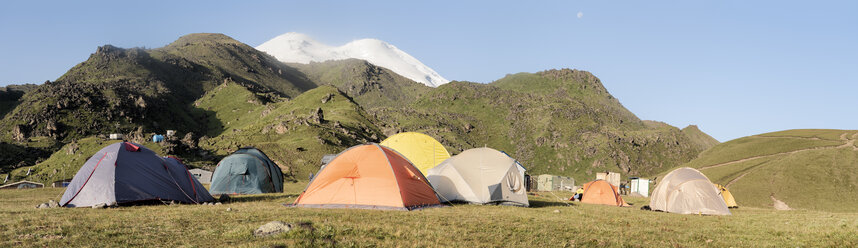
top-left (256, 32), bottom-right (449, 87)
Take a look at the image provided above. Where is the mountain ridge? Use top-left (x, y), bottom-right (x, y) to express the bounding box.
top-left (257, 32), bottom-right (449, 87)
top-left (1, 33), bottom-right (717, 184)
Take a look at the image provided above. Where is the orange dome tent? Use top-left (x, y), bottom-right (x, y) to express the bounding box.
top-left (293, 144), bottom-right (442, 210)
top-left (579, 179), bottom-right (629, 207)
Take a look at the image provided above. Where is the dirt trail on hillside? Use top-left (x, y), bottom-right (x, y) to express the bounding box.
top-left (713, 132), bottom-right (856, 210)
top-left (700, 132), bottom-right (856, 171)
top-left (771, 195), bottom-right (792, 210)
top-left (851, 133), bottom-right (858, 151)
top-left (755, 135), bottom-right (822, 140)
top-left (726, 169), bottom-right (755, 188)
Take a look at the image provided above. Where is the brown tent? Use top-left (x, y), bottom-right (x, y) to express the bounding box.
top-left (579, 179), bottom-right (628, 207)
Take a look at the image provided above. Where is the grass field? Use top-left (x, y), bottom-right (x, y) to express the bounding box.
top-left (2, 181), bottom-right (857, 247)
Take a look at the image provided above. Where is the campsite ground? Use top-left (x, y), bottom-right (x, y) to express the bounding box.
top-left (2, 182), bottom-right (857, 247)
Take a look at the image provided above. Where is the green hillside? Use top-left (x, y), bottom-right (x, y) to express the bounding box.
top-left (288, 59), bottom-right (430, 108)
top-left (0, 33), bottom-right (717, 185)
top-left (370, 69), bottom-right (712, 180)
top-left (681, 125), bottom-right (720, 150)
top-left (0, 84), bottom-right (37, 117)
top-left (198, 84), bottom-right (385, 178)
top-left (0, 33), bottom-right (313, 144)
top-left (684, 129), bottom-right (858, 212)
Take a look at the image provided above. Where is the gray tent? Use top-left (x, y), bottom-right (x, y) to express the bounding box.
top-left (650, 167), bottom-right (731, 215)
top-left (210, 147), bottom-right (283, 195)
top-left (426, 147), bottom-right (529, 207)
top-left (60, 142), bottom-right (214, 207)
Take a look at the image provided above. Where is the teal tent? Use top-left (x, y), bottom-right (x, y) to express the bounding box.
top-left (210, 147), bottom-right (283, 194)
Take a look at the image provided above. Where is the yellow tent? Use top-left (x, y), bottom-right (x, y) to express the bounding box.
top-left (714, 184), bottom-right (738, 208)
top-left (380, 132), bottom-right (451, 174)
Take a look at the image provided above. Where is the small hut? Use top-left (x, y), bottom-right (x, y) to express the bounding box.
top-left (596, 172), bottom-right (622, 187)
top-left (189, 168), bottom-right (213, 184)
top-left (0, 180), bottom-right (44, 190)
top-left (629, 177), bottom-right (650, 197)
top-left (52, 179), bottom-right (73, 188)
top-left (536, 174), bottom-right (575, 191)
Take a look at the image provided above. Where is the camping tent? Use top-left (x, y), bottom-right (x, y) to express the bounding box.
top-left (714, 184), bottom-right (738, 208)
top-left (426, 147), bottom-right (529, 207)
top-left (650, 167), bottom-right (731, 215)
top-left (579, 179), bottom-right (628, 207)
top-left (210, 147), bottom-right (283, 195)
top-left (293, 144), bottom-right (442, 210)
top-left (379, 132), bottom-right (450, 174)
top-left (60, 142), bottom-right (214, 207)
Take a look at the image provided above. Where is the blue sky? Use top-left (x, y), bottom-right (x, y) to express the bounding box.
top-left (1, 1), bottom-right (855, 142)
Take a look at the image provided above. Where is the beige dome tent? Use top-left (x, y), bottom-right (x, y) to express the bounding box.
top-left (650, 167), bottom-right (731, 215)
top-left (426, 147), bottom-right (528, 207)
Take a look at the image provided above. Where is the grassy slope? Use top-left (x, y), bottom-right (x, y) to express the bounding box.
top-left (683, 129), bottom-right (858, 212)
top-left (0, 84), bottom-right (37, 117)
top-left (288, 59), bottom-right (431, 108)
top-left (0, 33), bottom-right (313, 151)
top-left (1, 185), bottom-right (856, 247)
top-left (685, 132), bottom-right (843, 168)
top-left (0, 33), bottom-right (320, 174)
top-left (681, 125), bottom-right (720, 151)
top-left (369, 70), bottom-right (707, 181)
top-left (157, 33), bottom-right (316, 98)
top-left (199, 85), bottom-right (384, 178)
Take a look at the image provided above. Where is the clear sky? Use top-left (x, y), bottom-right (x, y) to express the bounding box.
top-left (1, 0), bottom-right (855, 142)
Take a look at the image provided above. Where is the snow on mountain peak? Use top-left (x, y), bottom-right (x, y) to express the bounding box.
top-left (257, 32), bottom-right (449, 87)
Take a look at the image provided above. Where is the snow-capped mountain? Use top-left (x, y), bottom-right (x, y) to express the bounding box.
top-left (256, 32), bottom-right (449, 87)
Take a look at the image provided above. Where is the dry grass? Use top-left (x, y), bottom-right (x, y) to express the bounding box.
top-left (2, 181), bottom-right (857, 247)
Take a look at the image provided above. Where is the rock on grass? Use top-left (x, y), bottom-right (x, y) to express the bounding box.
top-left (254, 221), bottom-right (293, 237)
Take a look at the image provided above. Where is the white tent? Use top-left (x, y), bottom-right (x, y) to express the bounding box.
top-left (426, 147), bottom-right (528, 207)
top-left (650, 167), bottom-right (730, 215)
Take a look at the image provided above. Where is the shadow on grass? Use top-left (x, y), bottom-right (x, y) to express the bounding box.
top-left (528, 199), bottom-right (575, 208)
top-left (224, 193), bottom-right (300, 203)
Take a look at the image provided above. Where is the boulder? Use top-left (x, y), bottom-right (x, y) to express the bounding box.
top-left (253, 221), bottom-right (293, 237)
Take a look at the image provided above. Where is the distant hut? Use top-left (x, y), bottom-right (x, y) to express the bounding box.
top-left (596, 172), bottom-right (621, 187)
top-left (629, 177), bottom-right (651, 197)
top-left (0, 180), bottom-right (44, 190)
top-left (52, 179), bottom-right (73, 188)
top-left (536, 174), bottom-right (575, 191)
top-left (189, 168), bottom-right (213, 184)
